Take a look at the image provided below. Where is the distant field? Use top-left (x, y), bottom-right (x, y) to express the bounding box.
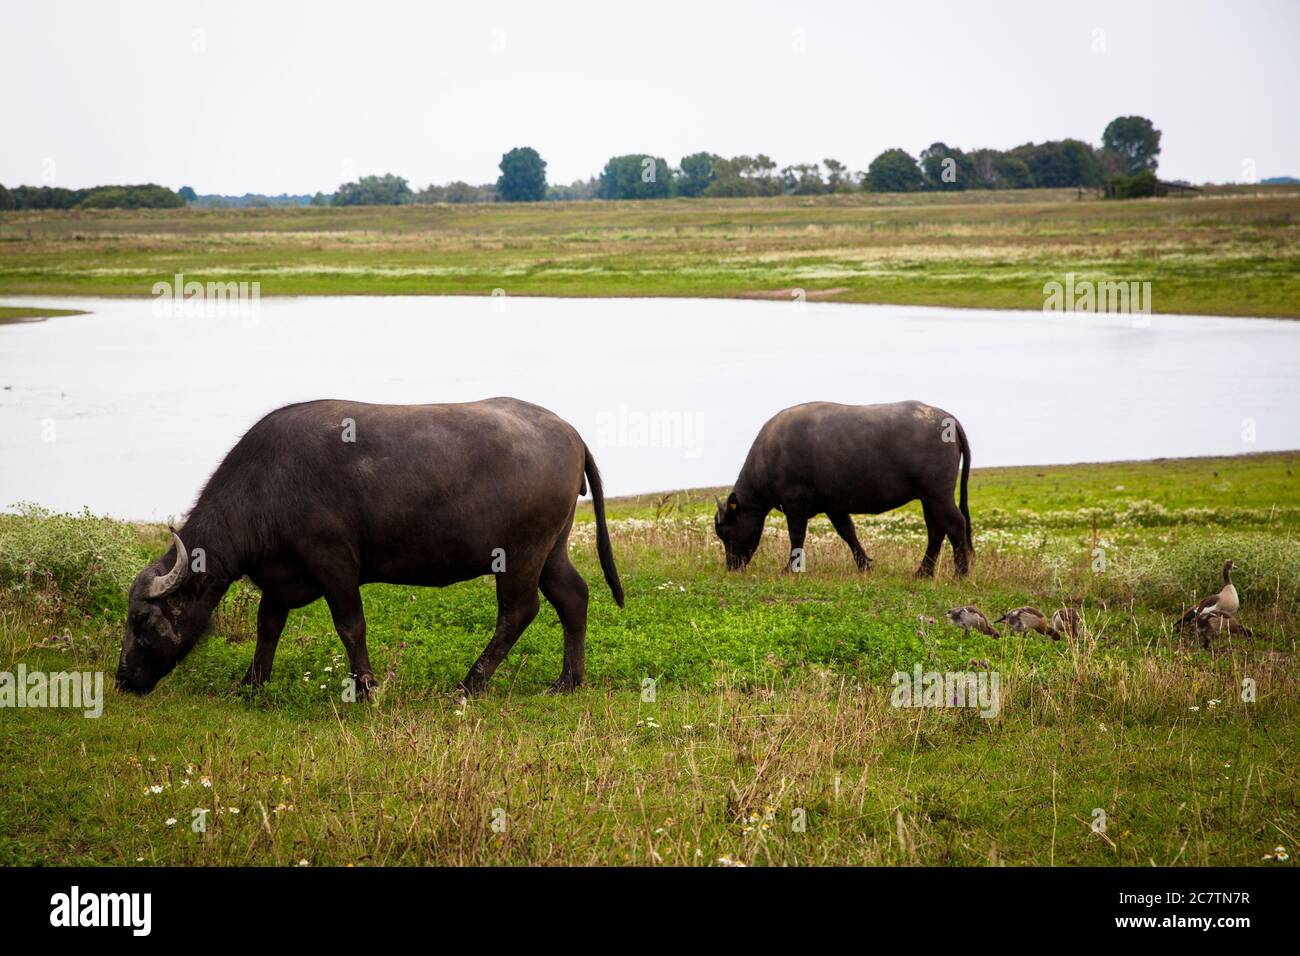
top-left (2, 185), bottom-right (1298, 317)
top-left (1, 452), bottom-right (1297, 865)
top-left (596, 451), bottom-right (1300, 524)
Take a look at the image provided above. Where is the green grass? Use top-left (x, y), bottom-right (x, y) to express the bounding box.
top-left (2, 187), bottom-right (1298, 317)
top-left (598, 451), bottom-right (1300, 521)
top-left (0, 305), bottom-right (85, 324)
top-left (1, 452), bottom-right (1297, 865)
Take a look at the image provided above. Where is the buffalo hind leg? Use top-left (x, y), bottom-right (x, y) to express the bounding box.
top-left (786, 513), bottom-right (809, 572)
top-left (539, 544), bottom-right (590, 693)
top-left (461, 574), bottom-right (542, 696)
top-left (945, 505), bottom-right (971, 577)
top-left (828, 512), bottom-right (871, 571)
top-left (916, 501), bottom-right (946, 577)
top-left (242, 596), bottom-right (289, 687)
top-left (924, 498), bottom-right (970, 577)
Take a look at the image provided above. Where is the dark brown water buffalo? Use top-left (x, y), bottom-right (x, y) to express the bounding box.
top-left (116, 398), bottom-right (623, 697)
top-left (714, 400), bottom-right (973, 575)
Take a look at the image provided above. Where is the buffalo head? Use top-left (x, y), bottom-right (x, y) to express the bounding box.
top-left (714, 492), bottom-right (764, 571)
top-left (116, 532), bottom-right (205, 694)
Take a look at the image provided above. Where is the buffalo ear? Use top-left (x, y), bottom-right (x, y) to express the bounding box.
top-left (718, 491), bottom-right (739, 524)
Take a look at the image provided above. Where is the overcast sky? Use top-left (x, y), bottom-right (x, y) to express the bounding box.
top-left (3, 0), bottom-right (1296, 194)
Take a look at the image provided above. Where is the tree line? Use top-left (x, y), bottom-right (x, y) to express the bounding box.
top-left (0, 116), bottom-right (1163, 211)
top-left (0, 182), bottom-right (185, 211)
top-left (325, 115), bottom-right (1162, 206)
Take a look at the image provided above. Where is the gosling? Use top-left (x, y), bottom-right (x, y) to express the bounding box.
top-left (1194, 610), bottom-right (1254, 648)
top-left (944, 605), bottom-right (999, 637)
top-left (995, 606), bottom-right (1063, 641)
top-left (1051, 607), bottom-right (1082, 639)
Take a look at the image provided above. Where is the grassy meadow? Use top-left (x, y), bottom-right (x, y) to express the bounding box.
top-left (2, 185), bottom-right (1299, 317)
top-left (1, 452), bottom-right (1297, 866)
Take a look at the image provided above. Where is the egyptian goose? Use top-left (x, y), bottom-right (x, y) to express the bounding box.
top-left (1177, 560), bottom-right (1239, 627)
top-left (995, 606), bottom-right (1063, 640)
top-left (1051, 607), bottom-right (1082, 639)
top-left (944, 605), bottom-right (999, 636)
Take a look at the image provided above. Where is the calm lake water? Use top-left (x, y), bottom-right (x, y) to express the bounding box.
top-left (2, 295), bottom-right (1298, 520)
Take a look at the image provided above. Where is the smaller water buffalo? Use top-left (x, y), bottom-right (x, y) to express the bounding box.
top-left (714, 401), bottom-right (973, 575)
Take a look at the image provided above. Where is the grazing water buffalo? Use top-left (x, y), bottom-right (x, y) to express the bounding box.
top-left (116, 398), bottom-right (623, 697)
top-left (714, 401), bottom-right (973, 575)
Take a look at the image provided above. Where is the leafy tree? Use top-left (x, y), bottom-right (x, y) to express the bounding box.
top-left (597, 155), bottom-right (672, 200)
top-left (115, 184), bottom-right (185, 208)
top-left (1102, 115), bottom-right (1161, 175)
top-left (703, 157), bottom-right (759, 197)
top-left (177, 186), bottom-right (198, 202)
top-left (332, 174), bottom-right (413, 206)
top-left (702, 155), bottom-right (783, 197)
top-left (1096, 148), bottom-right (1128, 179)
top-left (77, 187), bottom-right (131, 209)
top-left (676, 153), bottom-right (718, 198)
top-left (781, 163), bottom-right (826, 195)
top-left (496, 146), bottom-right (547, 202)
top-left (992, 153), bottom-right (1034, 188)
top-left (1011, 140), bottom-right (1103, 188)
top-left (864, 149), bottom-right (925, 192)
top-left (823, 159), bottom-right (855, 193)
top-left (1106, 169), bottom-right (1163, 199)
top-left (10, 185), bottom-right (77, 209)
top-left (751, 154), bottom-right (780, 190)
top-left (0, 184), bottom-right (13, 210)
top-left (919, 143), bottom-right (975, 191)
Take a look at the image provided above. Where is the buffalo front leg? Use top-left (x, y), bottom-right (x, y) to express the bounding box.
top-left (322, 585), bottom-right (378, 699)
top-left (461, 576), bottom-right (542, 696)
top-left (539, 545), bottom-right (590, 693)
top-left (828, 512), bottom-right (871, 571)
top-left (242, 596), bottom-right (289, 687)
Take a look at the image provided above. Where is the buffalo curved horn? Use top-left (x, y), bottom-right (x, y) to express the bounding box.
top-left (145, 532), bottom-right (189, 599)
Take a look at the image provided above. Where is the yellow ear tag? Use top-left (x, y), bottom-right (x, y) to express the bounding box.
top-left (728, 502), bottom-right (737, 510)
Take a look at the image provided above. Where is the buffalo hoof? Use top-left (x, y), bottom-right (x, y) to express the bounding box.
top-left (354, 672), bottom-right (380, 701)
top-left (855, 555), bottom-right (873, 572)
top-left (914, 565), bottom-right (936, 579)
top-left (458, 674), bottom-right (490, 697)
top-left (546, 674), bottom-right (583, 694)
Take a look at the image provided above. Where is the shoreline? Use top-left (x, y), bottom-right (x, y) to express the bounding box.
top-left (1, 293), bottom-right (1297, 324)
